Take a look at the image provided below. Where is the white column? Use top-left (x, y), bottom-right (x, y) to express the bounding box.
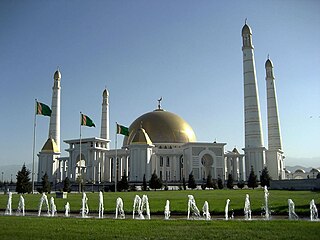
top-left (239, 156), bottom-right (244, 181)
top-left (100, 89), bottom-right (110, 149)
top-left (242, 23), bottom-right (266, 178)
top-left (266, 59), bottom-right (282, 151)
top-left (48, 70), bottom-right (61, 152)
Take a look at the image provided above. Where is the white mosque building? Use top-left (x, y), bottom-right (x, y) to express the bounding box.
top-left (37, 23), bottom-right (285, 185)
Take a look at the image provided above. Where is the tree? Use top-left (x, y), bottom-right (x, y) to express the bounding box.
top-left (142, 174), bottom-right (147, 191)
top-left (260, 167), bottom-right (272, 187)
top-left (41, 173), bottom-right (51, 193)
top-left (63, 177), bottom-right (71, 192)
top-left (149, 171), bottom-right (163, 191)
top-left (227, 173), bottom-right (234, 189)
top-left (206, 174), bottom-right (214, 189)
top-left (237, 181), bottom-right (245, 189)
top-left (247, 166), bottom-right (258, 189)
top-left (187, 172), bottom-right (197, 189)
top-left (16, 164), bottom-right (32, 194)
top-left (118, 171), bottom-right (129, 192)
top-left (217, 177), bottom-right (224, 189)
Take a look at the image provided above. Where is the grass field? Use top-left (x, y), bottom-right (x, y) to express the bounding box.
top-left (1, 189), bottom-right (320, 216)
top-left (1, 190), bottom-right (320, 239)
top-left (0, 216), bottom-right (319, 240)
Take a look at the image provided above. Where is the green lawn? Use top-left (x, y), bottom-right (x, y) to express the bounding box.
top-left (1, 190), bottom-right (320, 239)
top-left (1, 189), bottom-right (320, 216)
top-left (0, 216), bottom-right (319, 240)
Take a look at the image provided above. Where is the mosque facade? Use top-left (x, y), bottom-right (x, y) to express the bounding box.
top-left (37, 23), bottom-right (285, 185)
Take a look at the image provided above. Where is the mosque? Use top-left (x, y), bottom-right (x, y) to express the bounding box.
top-left (37, 23), bottom-right (286, 185)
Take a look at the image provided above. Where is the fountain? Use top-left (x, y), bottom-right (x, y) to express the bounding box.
top-left (244, 194), bottom-right (251, 220)
top-left (202, 201), bottom-right (211, 220)
top-left (4, 192), bottom-right (12, 215)
top-left (263, 186), bottom-right (270, 220)
top-left (225, 199), bottom-right (230, 220)
top-left (187, 195), bottom-right (200, 219)
top-left (81, 192), bottom-right (89, 218)
top-left (133, 195), bottom-right (142, 219)
top-left (65, 202), bottom-right (70, 217)
top-left (164, 200), bottom-right (170, 220)
top-left (16, 195), bottom-right (25, 216)
top-left (288, 199), bottom-right (299, 220)
top-left (141, 195), bottom-right (151, 219)
top-left (115, 197), bottom-right (125, 219)
top-left (50, 197), bottom-right (57, 216)
top-left (98, 191), bottom-right (104, 219)
top-left (38, 193), bottom-right (50, 216)
top-left (132, 195), bottom-right (150, 219)
top-left (310, 199), bottom-right (318, 221)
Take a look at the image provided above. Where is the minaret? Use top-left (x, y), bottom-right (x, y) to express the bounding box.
top-left (265, 58), bottom-right (282, 151)
top-left (265, 58), bottom-right (285, 179)
top-left (100, 88), bottom-right (110, 149)
top-left (38, 69), bottom-right (61, 182)
top-left (241, 22), bottom-right (266, 178)
top-left (48, 69), bottom-right (61, 152)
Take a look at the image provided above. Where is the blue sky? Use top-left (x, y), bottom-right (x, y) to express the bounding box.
top-left (0, 0), bottom-right (319, 177)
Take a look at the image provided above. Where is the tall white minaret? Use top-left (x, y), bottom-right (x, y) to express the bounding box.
top-left (242, 22), bottom-right (266, 179)
top-left (48, 69), bottom-right (61, 152)
top-left (38, 69), bottom-right (61, 182)
top-left (265, 58), bottom-right (282, 151)
top-left (100, 88), bottom-right (110, 149)
top-left (265, 58), bottom-right (285, 179)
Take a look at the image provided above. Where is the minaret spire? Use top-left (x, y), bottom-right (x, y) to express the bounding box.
top-left (265, 58), bottom-right (285, 179)
top-left (100, 88), bottom-right (110, 149)
top-left (265, 58), bottom-right (282, 150)
top-left (241, 22), bottom-right (266, 179)
top-left (48, 68), bottom-right (61, 152)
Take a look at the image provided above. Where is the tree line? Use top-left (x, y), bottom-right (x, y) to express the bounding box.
top-left (13, 163), bottom-right (317, 194)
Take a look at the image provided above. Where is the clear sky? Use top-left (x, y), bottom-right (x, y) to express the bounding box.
top-left (0, 0), bottom-right (319, 176)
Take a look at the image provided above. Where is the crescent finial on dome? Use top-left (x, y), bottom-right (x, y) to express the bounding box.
top-left (157, 97), bottom-right (163, 110)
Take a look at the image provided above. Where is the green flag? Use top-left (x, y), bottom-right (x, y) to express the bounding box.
top-left (81, 113), bottom-right (95, 127)
top-left (117, 123), bottom-right (129, 136)
top-left (36, 101), bottom-right (52, 116)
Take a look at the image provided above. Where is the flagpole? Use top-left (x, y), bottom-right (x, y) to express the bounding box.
top-left (79, 112), bottom-right (82, 192)
top-left (32, 99), bottom-right (37, 194)
top-left (115, 122), bottom-right (118, 193)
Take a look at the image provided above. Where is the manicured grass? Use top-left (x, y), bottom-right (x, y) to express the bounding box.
top-left (1, 189), bottom-right (320, 216)
top-left (0, 216), bottom-right (319, 240)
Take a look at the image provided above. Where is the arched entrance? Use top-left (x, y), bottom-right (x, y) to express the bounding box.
top-left (76, 153), bottom-right (86, 179)
top-left (201, 154), bottom-right (214, 179)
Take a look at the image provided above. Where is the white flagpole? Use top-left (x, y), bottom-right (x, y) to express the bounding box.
top-left (31, 99), bottom-right (37, 194)
top-left (79, 112), bottom-right (82, 192)
top-left (115, 122), bottom-right (118, 192)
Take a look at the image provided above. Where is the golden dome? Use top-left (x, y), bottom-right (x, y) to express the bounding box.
top-left (41, 138), bottom-right (59, 153)
top-left (124, 109), bottom-right (196, 145)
